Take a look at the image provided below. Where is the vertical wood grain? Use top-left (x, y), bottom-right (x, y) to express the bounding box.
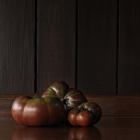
top-left (77, 0), bottom-right (117, 95)
top-left (0, 0), bottom-right (35, 94)
top-left (37, 0), bottom-right (76, 92)
top-left (118, 0), bottom-right (140, 95)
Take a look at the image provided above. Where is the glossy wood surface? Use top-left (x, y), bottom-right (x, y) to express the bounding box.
top-left (1, 95), bottom-right (140, 117)
top-left (0, 116), bottom-right (139, 140)
top-left (0, 95), bottom-right (140, 139)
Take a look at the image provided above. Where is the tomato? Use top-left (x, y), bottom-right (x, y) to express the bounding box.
top-left (42, 81), bottom-right (69, 100)
top-left (68, 109), bottom-right (92, 126)
top-left (68, 102), bottom-right (102, 126)
top-left (63, 89), bottom-right (87, 111)
top-left (11, 95), bottom-right (66, 126)
top-left (42, 82), bottom-right (87, 111)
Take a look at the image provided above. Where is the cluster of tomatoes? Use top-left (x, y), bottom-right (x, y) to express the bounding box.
top-left (11, 81), bottom-right (102, 127)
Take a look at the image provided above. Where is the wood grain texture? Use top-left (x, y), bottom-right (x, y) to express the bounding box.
top-left (0, 0), bottom-right (35, 93)
top-left (118, 0), bottom-right (140, 95)
top-left (1, 95), bottom-right (140, 117)
top-left (1, 116), bottom-right (140, 140)
top-left (37, 0), bottom-right (76, 93)
top-left (77, 0), bottom-right (117, 95)
top-left (87, 95), bottom-right (140, 116)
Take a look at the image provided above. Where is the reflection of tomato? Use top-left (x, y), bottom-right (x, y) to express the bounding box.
top-left (68, 127), bottom-right (101, 140)
top-left (11, 95), bottom-right (66, 126)
top-left (12, 126), bottom-right (101, 140)
top-left (12, 127), bottom-right (46, 140)
top-left (68, 102), bottom-right (102, 126)
top-left (42, 81), bottom-right (69, 100)
top-left (12, 127), bottom-right (70, 140)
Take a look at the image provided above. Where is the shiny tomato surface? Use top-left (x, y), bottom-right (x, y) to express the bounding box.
top-left (11, 95), bottom-right (66, 126)
top-left (68, 102), bottom-right (102, 126)
top-left (42, 81), bottom-right (69, 100)
top-left (63, 89), bottom-right (87, 111)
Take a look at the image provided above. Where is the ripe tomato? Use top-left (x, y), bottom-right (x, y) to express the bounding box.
top-left (42, 81), bottom-right (69, 100)
top-left (11, 95), bottom-right (66, 126)
top-left (63, 89), bottom-right (87, 111)
top-left (68, 102), bottom-right (102, 126)
top-left (42, 81), bottom-right (87, 111)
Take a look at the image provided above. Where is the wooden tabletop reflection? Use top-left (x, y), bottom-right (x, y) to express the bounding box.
top-left (0, 116), bottom-right (140, 140)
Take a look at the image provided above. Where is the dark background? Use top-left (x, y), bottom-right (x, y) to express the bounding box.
top-left (0, 0), bottom-right (140, 96)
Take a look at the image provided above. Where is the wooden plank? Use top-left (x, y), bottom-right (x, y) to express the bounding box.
top-left (1, 95), bottom-right (140, 117)
top-left (77, 0), bottom-right (117, 95)
top-left (87, 95), bottom-right (140, 116)
top-left (37, 0), bottom-right (76, 92)
top-left (118, 0), bottom-right (140, 95)
top-left (0, 0), bottom-right (35, 93)
top-left (1, 116), bottom-right (140, 140)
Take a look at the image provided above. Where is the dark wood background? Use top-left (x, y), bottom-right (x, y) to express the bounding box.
top-left (0, 0), bottom-right (140, 96)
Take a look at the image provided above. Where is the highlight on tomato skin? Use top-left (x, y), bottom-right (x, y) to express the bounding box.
top-left (42, 81), bottom-right (69, 100)
top-left (68, 109), bottom-right (79, 126)
top-left (11, 95), bottom-right (66, 126)
top-left (68, 102), bottom-right (102, 127)
top-left (63, 89), bottom-right (87, 111)
top-left (11, 81), bottom-right (102, 127)
top-left (11, 96), bottom-right (31, 125)
top-left (76, 111), bottom-right (93, 126)
top-left (68, 110), bottom-right (92, 127)
top-left (42, 81), bottom-right (87, 112)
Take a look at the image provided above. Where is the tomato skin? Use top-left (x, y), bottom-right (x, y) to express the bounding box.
top-left (68, 109), bottom-right (78, 126)
top-left (68, 102), bottom-right (102, 126)
top-left (63, 89), bottom-right (87, 111)
top-left (22, 98), bottom-right (49, 126)
top-left (68, 110), bottom-right (92, 127)
top-left (11, 96), bottom-right (31, 125)
top-left (11, 95), bottom-right (66, 126)
top-left (43, 96), bottom-right (66, 124)
top-left (42, 81), bottom-right (69, 100)
top-left (76, 111), bottom-right (93, 126)
top-left (42, 81), bottom-right (87, 111)
top-left (82, 102), bottom-right (102, 124)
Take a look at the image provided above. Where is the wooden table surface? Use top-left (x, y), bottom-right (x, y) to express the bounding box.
top-left (0, 116), bottom-right (139, 140)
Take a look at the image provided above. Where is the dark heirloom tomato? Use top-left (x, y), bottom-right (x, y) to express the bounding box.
top-left (42, 81), bottom-right (87, 111)
top-left (68, 102), bottom-right (102, 126)
top-left (63, 89), bottom-right (87, 111)
top-left (43, 95), bottom-right (66, 125)
top-left (11, 95), bottom-right (66, 126)
top-left (42, 81), bottom-right (69, 100)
